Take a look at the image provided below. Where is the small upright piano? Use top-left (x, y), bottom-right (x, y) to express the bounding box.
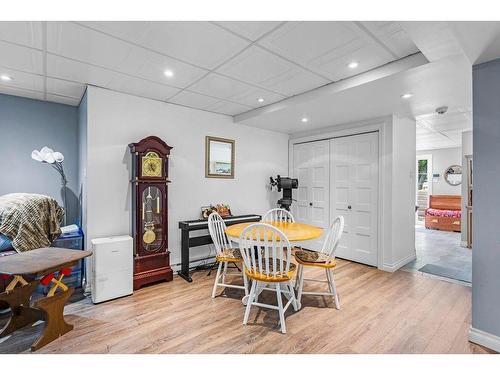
top-left (178, 214), bottom-right (261, 282)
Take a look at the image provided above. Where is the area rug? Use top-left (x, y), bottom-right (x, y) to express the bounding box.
top-left (418, 263), bottom-right (472, 283)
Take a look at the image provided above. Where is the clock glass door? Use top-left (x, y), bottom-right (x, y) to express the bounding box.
top-left (141, 186), bottom-right (163, 253)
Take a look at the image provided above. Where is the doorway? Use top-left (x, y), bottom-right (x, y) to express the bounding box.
top-left (416, 154), bottom-right (432, 224)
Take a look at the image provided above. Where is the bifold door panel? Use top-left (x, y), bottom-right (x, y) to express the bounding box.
top-left (292, 132), bottom-right (379, 266)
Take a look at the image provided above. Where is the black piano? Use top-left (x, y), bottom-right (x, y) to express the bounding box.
top-left (178, 214), bottom-right (261, 282)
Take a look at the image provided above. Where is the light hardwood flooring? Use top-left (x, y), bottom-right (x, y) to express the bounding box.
top-left (0, 259), bottom-right (493, 354)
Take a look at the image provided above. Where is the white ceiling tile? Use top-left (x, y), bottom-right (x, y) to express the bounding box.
top-left (188, 73), bottom-right (285, 107)
top-left (132, 48), bottom-right (208, 89)
top-left (0, 86), bottom-right (44, 101)
top-left (46, 78), bottom-right (86, 99)
top-left (106, 75), bottom-right (180, 102)
top-left (216, 45), bottom-right (329, 96)
top-left (47, 22), bottom-right (142, 73)
top-left (46, 94), bottom-right (81, 106)
top-left (210, 100), bottom-right (253, 116)
top-left (213, 21), bottom-right (283, 41)
top-left (169, 90), bottom-right (252, 115)
top-left (80, 21), bottom-right (250, 70)
top-left (46, 54), bottom-right (121, 87)
top-left (0, 40), bottom-right (43, 74)
top-left (361, 21), bottom-right (420, 58)
top-left (0, 69), bottom-right (44, 92)
top-left (258, 21), bottom-right (394, 82)
top-left (0, 21), bottom-right (43, 49)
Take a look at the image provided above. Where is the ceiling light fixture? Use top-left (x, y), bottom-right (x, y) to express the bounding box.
top-left (348, 61), bottom-right (359, 69)
top-left (0, 74), bottom-right (12, 81)
top-left (301, 117), bottom-right (309, 123)
top-left (164, 69), bottom-right (174, 78)
top-left (257, 98), bottom-right (265, 103)
top-left (401, 93), bottom-right (413, 99)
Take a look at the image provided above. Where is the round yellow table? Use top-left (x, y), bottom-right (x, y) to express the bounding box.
top-left (225, 221), bottom-right (323, 242)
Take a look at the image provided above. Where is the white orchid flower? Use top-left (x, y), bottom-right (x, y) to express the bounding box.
top-left (31, 149), bottom-right (43, 162)
top-left (53, 152), bottom-right (64, 163)
top-left (44, 152), bottom-right (56, 164)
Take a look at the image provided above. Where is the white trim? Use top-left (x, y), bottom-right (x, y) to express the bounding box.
top-left (289, 117), bottom-right (389, 271)
top-left (380, 253), bottom-right (416, 272)
top-left (460, 240), bottom-right (469, 248)
top-left (469, 327), bottom-right (500, 353)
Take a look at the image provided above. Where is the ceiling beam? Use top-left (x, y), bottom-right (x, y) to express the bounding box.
top-left (234, 52), bottom-right (428, 123)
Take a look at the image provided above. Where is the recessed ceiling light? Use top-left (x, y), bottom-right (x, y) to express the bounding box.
top-left (0, 74), bottom-right (12, 81)
top-left (347, 61), bottom-right (359, 69)
top-left (401, 93), bottom-right (413, 99)
top-left (257, 98), bottom-right (264, 103)
top-left (164, 69), bottom-right (174, 78)
top-left (301, 117), bottom-right (309, 123)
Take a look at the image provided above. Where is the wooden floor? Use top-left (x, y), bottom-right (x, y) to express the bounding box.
top-left (0, 259), bottom-right (493, 354)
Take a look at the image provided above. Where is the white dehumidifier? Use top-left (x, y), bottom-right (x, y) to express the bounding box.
top-left (90, 235), bottom-right (133, 303)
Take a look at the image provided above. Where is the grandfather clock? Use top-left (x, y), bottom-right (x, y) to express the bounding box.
top-left (129, 136), bottom-right (173, 289)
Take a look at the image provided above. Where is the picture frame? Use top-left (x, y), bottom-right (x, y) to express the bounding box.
top-left (205, 136), bottom-right (235, 179)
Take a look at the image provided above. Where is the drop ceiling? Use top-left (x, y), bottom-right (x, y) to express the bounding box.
top-left (0, 21), bottom-right (419, 112)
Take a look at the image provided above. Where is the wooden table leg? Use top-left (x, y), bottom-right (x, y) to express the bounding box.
top-left (31, 287), bottom-right (74, 351)
top-left (0, 281), bottom-right (42, 337)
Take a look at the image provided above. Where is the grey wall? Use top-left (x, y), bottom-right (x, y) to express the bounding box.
top-left (0, 93), bottom-right (79, 224)
top-left (77, 90), bottom-right (87, 236)
top-left (472, 59), bottom-right (500, 338)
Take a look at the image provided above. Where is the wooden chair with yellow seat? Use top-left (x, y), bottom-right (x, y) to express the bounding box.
top-left (294, 216), bottom-right (345, 310)
top-left (239, 223), bottom-right (299, 334)
top-left (208, 212), bottom-right (249, 298)
top-left (262, 208), bottom-right (295, 223)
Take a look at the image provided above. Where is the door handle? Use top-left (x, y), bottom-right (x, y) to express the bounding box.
top-left (348, 205), bottom-right (352, 210)
top-left (309, 202), bottom-right (313, 206)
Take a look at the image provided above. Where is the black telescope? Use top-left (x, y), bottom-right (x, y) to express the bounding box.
top-left (269, 175), bottom-right (298, 211)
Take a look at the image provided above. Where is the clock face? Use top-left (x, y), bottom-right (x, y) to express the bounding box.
top-left (141, 152), bottom-right (162, 177)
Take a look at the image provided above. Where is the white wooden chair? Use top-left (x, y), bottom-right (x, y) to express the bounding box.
top-left (262, 208), bottom-right (295, 223)
top-left (294, 216), bottom-right (345, 309)
top-left (208, 212), bottom-right (249, 298)
top-left (239, 223), bottom-right (299, 334)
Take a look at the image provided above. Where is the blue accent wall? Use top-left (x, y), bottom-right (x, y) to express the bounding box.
top-left (0, 93), bottom-right (79, 224)
top-left (472, 58), bottom-right (500, 338)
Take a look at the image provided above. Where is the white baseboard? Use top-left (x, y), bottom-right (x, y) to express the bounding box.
top-left (380, 253), bottom-right (416, 272)
top-left (460, 240), bottom-right (468, 248)
top-left (469, 326), bottom-right (500, 352)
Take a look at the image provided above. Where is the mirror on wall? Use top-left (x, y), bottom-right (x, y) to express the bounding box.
top-left (205, 136), bottom-right (235, 179)
top-left (444, 165), bottom-right (462, 186)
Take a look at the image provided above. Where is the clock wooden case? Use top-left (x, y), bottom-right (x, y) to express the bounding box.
top-left (129, 136), bottom-right (173, 289)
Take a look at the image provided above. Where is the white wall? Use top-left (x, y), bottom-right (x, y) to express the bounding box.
top-left (289, 115), bottom-right (416, 272)
top-left (84, 86), bottom-right (289, 266)
top-left (391, 115), bottom-right (416, 269)
top-left (417, 147), bottom-right (462, 195)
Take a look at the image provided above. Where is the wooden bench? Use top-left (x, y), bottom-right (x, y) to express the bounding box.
top-left (0, 248), bottom-right (91, 351)
top-left (425, 195), bottom-right (461, 232)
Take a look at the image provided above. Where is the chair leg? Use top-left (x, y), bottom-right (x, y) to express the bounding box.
top-left (294, 264), bottom-right (301, 289)
top-left (243, 281), bottom-right (257, 326)
top-left (242, 264), bottom-right (249, 297)
top-left (211, 262), bottom-right (223, 298)
top-left (276, 283), bottom-right (286, 334)
top-left (297, 266), bottom-right (305, 309)
top-left (222, 262), bottom-right (228, 284)
top-left (287, 280), bottom-right (299, 311)
top-left (328, 269), bottom-right (340, 310)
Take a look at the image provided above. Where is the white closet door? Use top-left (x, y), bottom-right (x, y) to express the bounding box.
top-left (293, 143), bottom-right (313, 224)
top-left (329, 137), bottom-right (353, 259)
top-left (330, 132), bottom-right (378, 266)
top-left (292, 140), bottom-right (330, 247)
